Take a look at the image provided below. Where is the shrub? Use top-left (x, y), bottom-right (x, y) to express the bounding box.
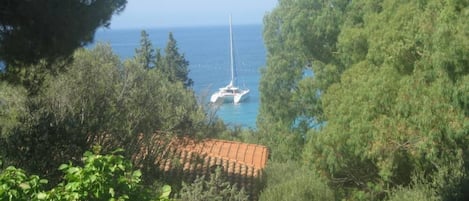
top-left (177, 167), bottom-right (248, 201)
top-left (0, 148), bottom-right (170, 201)
top-left (259, 161), bottom-right (335, 201)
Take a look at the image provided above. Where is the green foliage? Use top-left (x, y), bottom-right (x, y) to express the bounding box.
top-left (0, 149), bottom-right (171, 201)
top-left (102, 52), bottom-right (203, 136)
top-left (47, 149), bottom-right (148, 200)
top-left (135, 30), bottom-right (156, 69)
top-left (258, 0), bottom-right (348, 162)
top-left (0, 44), bottom-right (124, 181)
top-left (386, 173), bottom-right (442, 201)
top-left (177, 168), bottom-right (248, 201)
top-left (261, 0), bottom-right (469, 200)
top-left (1, 43), bottom-right (207, 184)
top-left (0, 166), bottom-right (47, 201)
top-left (0, 0), bottom-right (127, 94)
top-left (307, 61), bottom-right (468, 199)
top-left (159, 32), bottom-right (193, 88)
top-left (0, 13), bottom-right (235, 200)
top-left (0, 82), bottom-right (27, 138)
top-left (386, 184), bottom-right (439, 201)
top-left (45, 43), bottom-right (122, 134)
top-left (0, 0), bottom-right (126, 66)
top-left (259, 161), bottom-right (335, 201)
top-left (159, 185), bottom-right (172, 201)
top-left (306, 0), bottom-right (468, 198)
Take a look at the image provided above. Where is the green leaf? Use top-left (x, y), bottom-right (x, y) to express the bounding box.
top-left (83, 151), bottom-right (93, 157)
top-left (19, 182), bottom-right (30, 190)
top-left (109, 187), bottom-right (115, 197)
top-left (37, 192), bottom-right (47, 200)
top-left (132, 170), bottom-right (142, 178)
top-left (58, 164), bottom-right (68, 170)
top-left (89, 174), bottom-right (97, 182)
top-left (160, 185), bottom-right (171, 199)
top-left (67, 167), bottom-right (80, 174)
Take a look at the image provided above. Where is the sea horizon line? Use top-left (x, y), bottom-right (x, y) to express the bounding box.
top-left (102, 23), bottom-right (263, 31)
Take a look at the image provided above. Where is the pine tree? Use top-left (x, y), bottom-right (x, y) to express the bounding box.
top-left (160, 32), bottom-right (193, 88)
top-left (135, 30), bottom-right (155, 69)
top-left (260, 0), bottom-right (469, 199)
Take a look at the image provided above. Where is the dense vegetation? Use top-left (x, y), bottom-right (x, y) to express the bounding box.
top-left (256, 0), bottom-right (469, 200)
top-left (0, 1), bottom-right (233, 199)
top-left (0, 148), bottom-right (171, 201)
top-left (0, 33), bottom-right (237, 199)
top-left (0, 0), bottom-right (127, 94)
top-left (1, 0), bottom-right (468, 200)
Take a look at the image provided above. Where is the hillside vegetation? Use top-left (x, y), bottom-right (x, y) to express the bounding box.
top-left (256, 0), bottom-right (469, 200)
top-left (1, 0), bottom-right (468, 200)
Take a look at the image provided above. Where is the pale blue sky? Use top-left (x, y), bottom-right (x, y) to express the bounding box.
top-left (109, 0), bottom-right (278, 29)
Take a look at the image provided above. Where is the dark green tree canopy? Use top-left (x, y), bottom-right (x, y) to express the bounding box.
top-left (160, 32), bottom-right (193, 88)
top-left (0, 0), bottom-right (126, 66)
top-left (259, 0), bottom-right (469, 199)
top-left (135, 30), bottom-right (155, 69)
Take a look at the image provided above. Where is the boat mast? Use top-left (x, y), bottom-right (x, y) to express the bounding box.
top-left (229, 15), bottom-right (235, 86)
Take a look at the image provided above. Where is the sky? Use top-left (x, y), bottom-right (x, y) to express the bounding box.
top-left (109, 0), bottom-right (278, 29)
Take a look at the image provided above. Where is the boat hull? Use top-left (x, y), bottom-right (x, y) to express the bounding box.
top-left (210, 89), bottom-right (249, 104)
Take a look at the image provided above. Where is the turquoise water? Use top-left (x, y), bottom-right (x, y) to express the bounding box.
top-left (93, 25), bottom-right (266, 128)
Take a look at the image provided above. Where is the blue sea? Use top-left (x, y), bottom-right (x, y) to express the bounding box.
top-left (93, 25), bottom-right (266, 128)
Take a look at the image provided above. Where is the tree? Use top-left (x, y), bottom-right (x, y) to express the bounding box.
top-left (258, 0), bottom-right (348, 161)
top-left (1, 43), bottom-right (207, 185)
top-left (259, 161), bottom-right (335, 201)
top-left (0, 0), bottom-right (127, 95)
top-left (261, 0), bottom-right (469, 200)
top-left (0, 0), bottom-right (127, 66)
top-left (306, 1), bottom-right (469, 198)
top-left (1, 44), bottom-right (123, 183)
top-left (159, 32), bottom-right (193, 88)
top-left (0, 82), bottom-right (27, 138)
top-left (135, 30), bottom-right (155, 69)
top-left (178, 167), bottom-right (249, 201)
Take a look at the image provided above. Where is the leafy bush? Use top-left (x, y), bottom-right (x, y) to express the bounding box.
top-left (259, 161), bottom-right (335, 201)
top-left (387, 184), bottom-right (439, 201)
top-left (0, 82), bottom-right (27, 139)
top-left (177, 167), bottom-right (248, 201)
top-left (1, 43), bottom-right (208, 183)
top-left (48, 148), bottom-right (148, 200)
top-left (0, 148), bottom-right (170, 201)
top-left (0, 166), bottom-right (47, 201)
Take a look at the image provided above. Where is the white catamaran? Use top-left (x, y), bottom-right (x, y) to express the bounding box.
top-left (210, 16), bottom-right (250, 104)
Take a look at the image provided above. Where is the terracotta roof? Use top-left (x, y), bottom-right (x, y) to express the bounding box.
top-left (165, 138), bottom-right (268, 172)
top-left (92, 133), bottom-right (269, 200)
top-left (157, 137), bottom-right (269, 200)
